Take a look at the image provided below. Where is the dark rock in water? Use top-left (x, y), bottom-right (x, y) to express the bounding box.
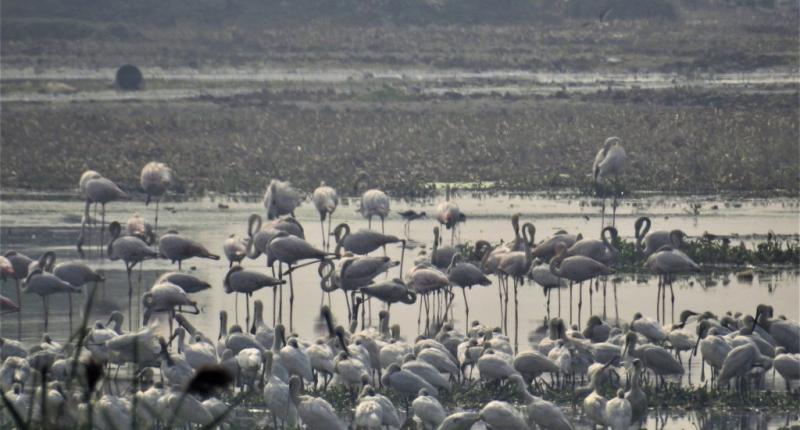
top-left (115, 65), bottom-right (143, 90)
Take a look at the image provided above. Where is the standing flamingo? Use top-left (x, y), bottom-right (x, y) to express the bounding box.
top-left (435, 201), bottom-right (466, 245)
top-left (634, 217), bottom-right (687, 256)
top-left (268, 231), bottom-right (332, 331)
top-left (158, 231), bottom-right (220, 270)
top-left (107, 221), bottom-right (159, 330)
top-left (78, 170), bottom-right (102, 253)
top-left (549, 242), bottom-right (614, 328)
top-left (140, 161), bottom-right (173, 239)
top-left (566, 226), bottom-right (619, 317)
top-left (359, 189), bottom-right (390, 233)
top-left (3, 251), bottom-right (30, 339)
top-left (312, 182), bottom-right (338, 250)
top-left (592, 136), bottom-right (626, 229)
top-left (447, 254), bottom-right (491, 332)
top-left (264, 179), bottom-right (303, 220)
top-left (498, 227), bottom-right (535, 353)
top-left (77, 176), bottom-right (128, 258)
top-left (644, 245), bottom-right (700, 323)
top-left (23, 269), bottom-right (80, 331)
top-left (224, 265), bottom-right (284, 328)
top-left (52, 261), bottom-right (104, 332)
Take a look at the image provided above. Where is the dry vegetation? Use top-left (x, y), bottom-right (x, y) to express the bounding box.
top-left (2, 88), bottom-right (797, 196)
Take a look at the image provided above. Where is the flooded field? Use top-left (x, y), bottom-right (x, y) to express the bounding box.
top-left (1, 192), bottom-right (798, 428)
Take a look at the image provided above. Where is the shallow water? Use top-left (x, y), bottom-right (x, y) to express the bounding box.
top-left (1, 192), bottom-right (798, 427)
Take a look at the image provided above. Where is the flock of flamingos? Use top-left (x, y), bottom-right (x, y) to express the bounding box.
top-left (0, 136), bottom-right (798, 429)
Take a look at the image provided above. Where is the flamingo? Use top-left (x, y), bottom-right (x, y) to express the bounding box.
top-left (498, 229), bottom-right (535, 353)
top-left (142, 281), bottom-right (200, 338)
top-left (319, 256), bottom-right (398, 322)
top-left (0, 295), bottom-right (19, 314)
top-left (126, 213), bottom-right (155, 245)
top-left (644, 244), bottom-right (701, 323)
top-left (156, 272), bottom-right (210, 294)
top-left (52, 260), bottom-right (104, 332)
top-left (447, 253), bottom-right (491, 332)
top-left (3, 251), bottom-right (30, 339)
top-left (435, 201), bottom-right (466, 245)
top-left (406, 265), bottom-right (450, 333)
top-left (107, 221), bottom-right (159, 329)
top-left (549, 242), bottom-right (613, 328)
top-left (332, 223), bottom-right (405, 272)
top-left (634, 217), bottom-right (687, 257)
top-left (158, 231), bottom-right (220, 270)
top-left (592, 136), bottom-right (626, 229)
top-left (312, 181), bottom-right (338, 250)
top-left (359, 278), bottom-right (417, 312)
top-left (223, 234), bottom-right (248, 268)
top-left (359, 189), bottom-right (390, 233)
top-left (267, 231), bottom-right (332, 330)
top-left (23, 268), bottom-right (80, 331)
top-left (264, 179), bottom-right (303, 220)
top-left (140, 161), bottom-right (173, 239)
top-left (77, 169), bottom-right (102, 254)
top-left (77, 176), bottom-right (129, 258)
top-left (567, 226), bottom-right (619, 317)
top-left (223, 266), bottom-right (284, 328)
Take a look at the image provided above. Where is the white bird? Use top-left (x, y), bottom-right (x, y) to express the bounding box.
top-left (412, 388), bottom-right (447, 429)
top-left (605, 389), bottom-right (632, 430)
top-left (263, 350), bottom-right (298, 428)
top-left (289, 375), bottom-right (347, 430)
top-left (509, 373), bottom-right (573, 430)
top-left (479, 400), bottom-right (528, 430)
top-left (175, 327), bottom-right (217, 369)
top-left (773, 346), bottom-right (800, 391)
top-left (478, 348), bottom-right (518, 382)
top-left (281, 337), bottom-right (314, 383)
top-left (158, 337), bottom-right (194, 388)
top-left (402, 353), bottom-right (451, 392)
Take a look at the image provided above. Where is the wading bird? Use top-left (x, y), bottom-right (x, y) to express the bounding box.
top-left (264, 179), bottom-right (303, 220)
top-left (593, 136), bottom-right (626, 229)
top-left (140, 161), bottom-right (173, 238)
top-left (312, 181), bottom-right (338, 250)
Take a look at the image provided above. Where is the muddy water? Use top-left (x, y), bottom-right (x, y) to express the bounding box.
top-left (1, 66), bottom-right (798, 103)
top-left (1, 193), bottom-right (798, 428)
